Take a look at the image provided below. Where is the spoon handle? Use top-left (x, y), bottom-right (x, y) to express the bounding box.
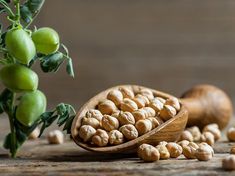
top-left (180, 84), bottom-right (233, 129)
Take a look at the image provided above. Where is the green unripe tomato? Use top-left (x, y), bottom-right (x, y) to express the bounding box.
top-left (5, 28), bottom-right (36, 65)
top-left (0, 64), bottom-right (38, 92)
top-left (16, 90), bottom-right (47, 126)
top-left (32, 27), bottom-right (60, 55)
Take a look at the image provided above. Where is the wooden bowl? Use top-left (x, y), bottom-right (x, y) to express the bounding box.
top-left (71, 85), bottom-right (188, 153)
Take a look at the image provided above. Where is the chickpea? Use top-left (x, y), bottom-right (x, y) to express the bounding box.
top-left (107, 89), bottom-right (123, 106)
top-left (147, 117), bottom-right (160, 129)
top-left (119, 87), bottom-right (134, 99)
top-left (101, 115), bottom-right (119, 132)
top-left (156, 97), bottom-right (166, 104)
top-left (133, 94), bottom-right (149, 108)
top-left (200, 132), bottom-right (215, 146)
top-left (78, 125), bottom-right (96, 142)
top-left (119, 124), bottom-right (138, 140)
top-left (165, 97), bottom-right (180, 111)
top-left (118, 111), bottom-right (135, 125)
top-left (92, 129), bottom-right (109, 147)
top-left (135, 119), bottom-right (152, 135)
top-left (222, 155), bottom-right (235, 171)
top-left (179, 130), bottom-right (193, 142)
top-left (230, 146), bottom-right (235, 154)
top-left (227, 127), bottom-right (235, 142)
top-left (138, 144), bottom-right (160, 162)
top-left (111, 110), bottom-right (121, 118)
top-left (142, 107), bottom-right (156, 117)
top-left (120, 98), bottom-right (138, 112)
top-left (86, 109), bottom-right (103, 122)
top-left (81, 117), bottom-right (100, 129)
top-left (28, 127), bottom-right (40, 140)
top-left (159, 105), bottom-right (176, 121)
top-left (178, 140), bottom-right (190, 148)
top-left (98, 100), bottom-right (117, 115)
top-left (132, 109), bottom-right (146, 121)
top-left (159, 141), bottom-right (168, 146)
top-left (109, 130), bottom-right (124, 145)
top-left (139, 89), bottom-right (154, 100)
top-left (156, 144), bottom-right (170, 160)
top-left (182, 142), bottom-right (199, 159)
top-left (187, 126), bottom-right (201, 142)
top-left (149, 98), bottom-right (163, 113)
top-left (203, 123), bottom-right (221, 141)
top-left (47, 130), bottom-right (64, 144)
top-left (166, 142), bottom-right (182, 158)
top-left (195, 143), bottom-right (214, 161)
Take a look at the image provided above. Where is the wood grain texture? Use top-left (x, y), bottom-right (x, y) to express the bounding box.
top-left (72, 85), bottom-right (188, 153)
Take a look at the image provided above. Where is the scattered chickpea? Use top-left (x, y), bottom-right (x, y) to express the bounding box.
top-left (178, 140), bottom-right (190, 148)
top-left (230, 146), bottom-right (235, 154)
top-left (165, 97), bottom-right (180, 111)
top-left (98, 100), bottom-right (117, 115)
top-left (159, 141), bottom-right (168, 146)
top-left (107, 89), bottom-right (123, 106)
top-left (139, 89), bottom-right (154, 100)
top-left (47, 130), bottom-right (64, 144)
top-left (222, 155), bottom-right (235, 171)
top-left (156, 144), bottom-right (170, 160)
top-left (187, 126), bottom-right (201, 142)
top-left (182, 142), bottom-right (199, 159)
top-left (227, 127), bottom-right (235, 142)
top-left (200, 132), bottom-right (215, 146)
top-left (179, 130), bottom-right (193, 142)
top-left (119, 87), bottom-right (134, 99)
top-left (78, 125), bottom-right (96, 142)
top-left (118, 111), bottom-right (135, 125)
top-left (92, 129), bottom-right (109, 147)
top-left (147, 117), bottom-right (160, 129)
top-left (203, 123), bottom-right (221, 141)
top-left (159, 105), bottom-right (176, 121)
top-left (133, 94), bottom-right (149, 108)
top-left (119, 124), bottom-right (138, 140)
top-left (101, 115), bottom-right (119, 132)
top-left (135, 119), bottom-right (152, 135)
top-left (109, 130), bottom-right (124, 145)
top-left (149, 98), bottom-right (163, 113)
top-left (195, 143), bottom-right (214, 161)
top-left (86, 109), bottom-right (103, 122)
top-left (132, 109), bottom-right (146, 121)
top-left (166, 142), bottom-right (182, 158)
top-left (81, 117), bottom-right (100, 129)
top-left (138, 144), bottom-right (160, 162)
top-left (28, 127), bottom-right (40, 140)
top-left (120, 98), bottom-right (138, 112)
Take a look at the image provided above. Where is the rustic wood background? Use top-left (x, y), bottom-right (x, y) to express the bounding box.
top-left (9, 0), bottom-right (233, 110)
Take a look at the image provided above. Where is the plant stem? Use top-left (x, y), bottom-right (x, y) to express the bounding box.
top-left (7, 92), bottom-right (16, 158)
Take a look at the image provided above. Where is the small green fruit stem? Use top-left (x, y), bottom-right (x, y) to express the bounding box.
top-left (7, 92), bottom-right (17, 158)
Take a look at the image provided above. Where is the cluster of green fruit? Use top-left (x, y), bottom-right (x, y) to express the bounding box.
top-left (0, 27), bottom-right (59, 126)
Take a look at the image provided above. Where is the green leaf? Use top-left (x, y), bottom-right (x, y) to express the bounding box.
top-left (0, 89), bottom-right (13, 113)
top-left (3, 133), bottom-right (11, 149)
top-left (66, 58), bottom-right (75, 77)
top-left (63, 115), bottom-right (75, 134)
top-left (40, 52), bottom-right (65, 73)
top-left (20, 5), bottom-right (32, 24)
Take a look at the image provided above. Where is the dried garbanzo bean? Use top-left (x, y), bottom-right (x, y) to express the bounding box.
top-left (81, 117), bottom-right (100, 129)
top-left (179, 130), bottom-right (193, 142)
top-left (201, 131), bottom-right (215, 146)
top-left (135, 119), bottom-right (152, 135)
top-left (120, 98), bottom-right (138, 112)
top-left (98, 100), bottom-right (117, 115)
top-left (156, 144), bottom-right (170, 160)
top-left (138, 144), bottom-right (160, 162)
top-left (118, 111), bottom-right (135, 125)
top-left (165, 97), bottom-right (180, 111)
top-left (132, 109), bottom-right (147, 121)
top-left (149, 98), bottom-right (163, 113)
top-left (222, 155), bottom-right (235, 171)
top-left (142, 107), bottom-right (156, 117)
top-left (92, 129), bottom-right (109, 147)
top-left (147, 117), bottom-right (160, 129)
top-left (203, 123), bottom-right (221, 141)
top-left (166, 142), bottom-right (182, 158)
top-left (133, 94), bottom-right (149, 108)
top-left (78, 125), bottom-right (96, 142)
top-left (47, 130), bottom-right (64, 144)
top-left (101, 115), bottom-right (119, 132)
top-left (109, 130), bottom-right (124, 145)
top-left (107, 89), bottom-right (123, 106)
top-left (195, 143), bottom-right (214, 161)
top-left (119, 87), bottom-right (134, 99)
top-left (86, 109), bottom-right (103, 122)
top-left (139, 89), bottom-right (154, 100)
top-left (178, 140), bottom-right (190, 148)
top-left (159, 105), bottom-right (176, 121)
top-left (187, 126), bottom-right (201, 142)
top-left (227, 127), bottom-right (235, 142)
top-left (182, 142), bottom-right (199, 159)
top-left (119, 124), bottom-right (138, 140)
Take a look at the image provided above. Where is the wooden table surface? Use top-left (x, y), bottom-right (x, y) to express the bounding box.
top-left (0, 117), bottom-right (235, 176)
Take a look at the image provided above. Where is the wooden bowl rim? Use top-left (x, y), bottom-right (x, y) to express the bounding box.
top-left (71, 85), bottom-right (188, 152)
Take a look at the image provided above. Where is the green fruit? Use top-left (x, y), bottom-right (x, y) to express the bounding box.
top-left (16, 90), bottom-right (47, 126)
top-left (0, 64), bottom-right (38, 92)
top-left (5, 28), bottom-right (36, 65)
top-left (32, 27), bottom-right (60, 55)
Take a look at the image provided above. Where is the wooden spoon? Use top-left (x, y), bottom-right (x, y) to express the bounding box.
top-left (71, 84), bottom-right (233, 153)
